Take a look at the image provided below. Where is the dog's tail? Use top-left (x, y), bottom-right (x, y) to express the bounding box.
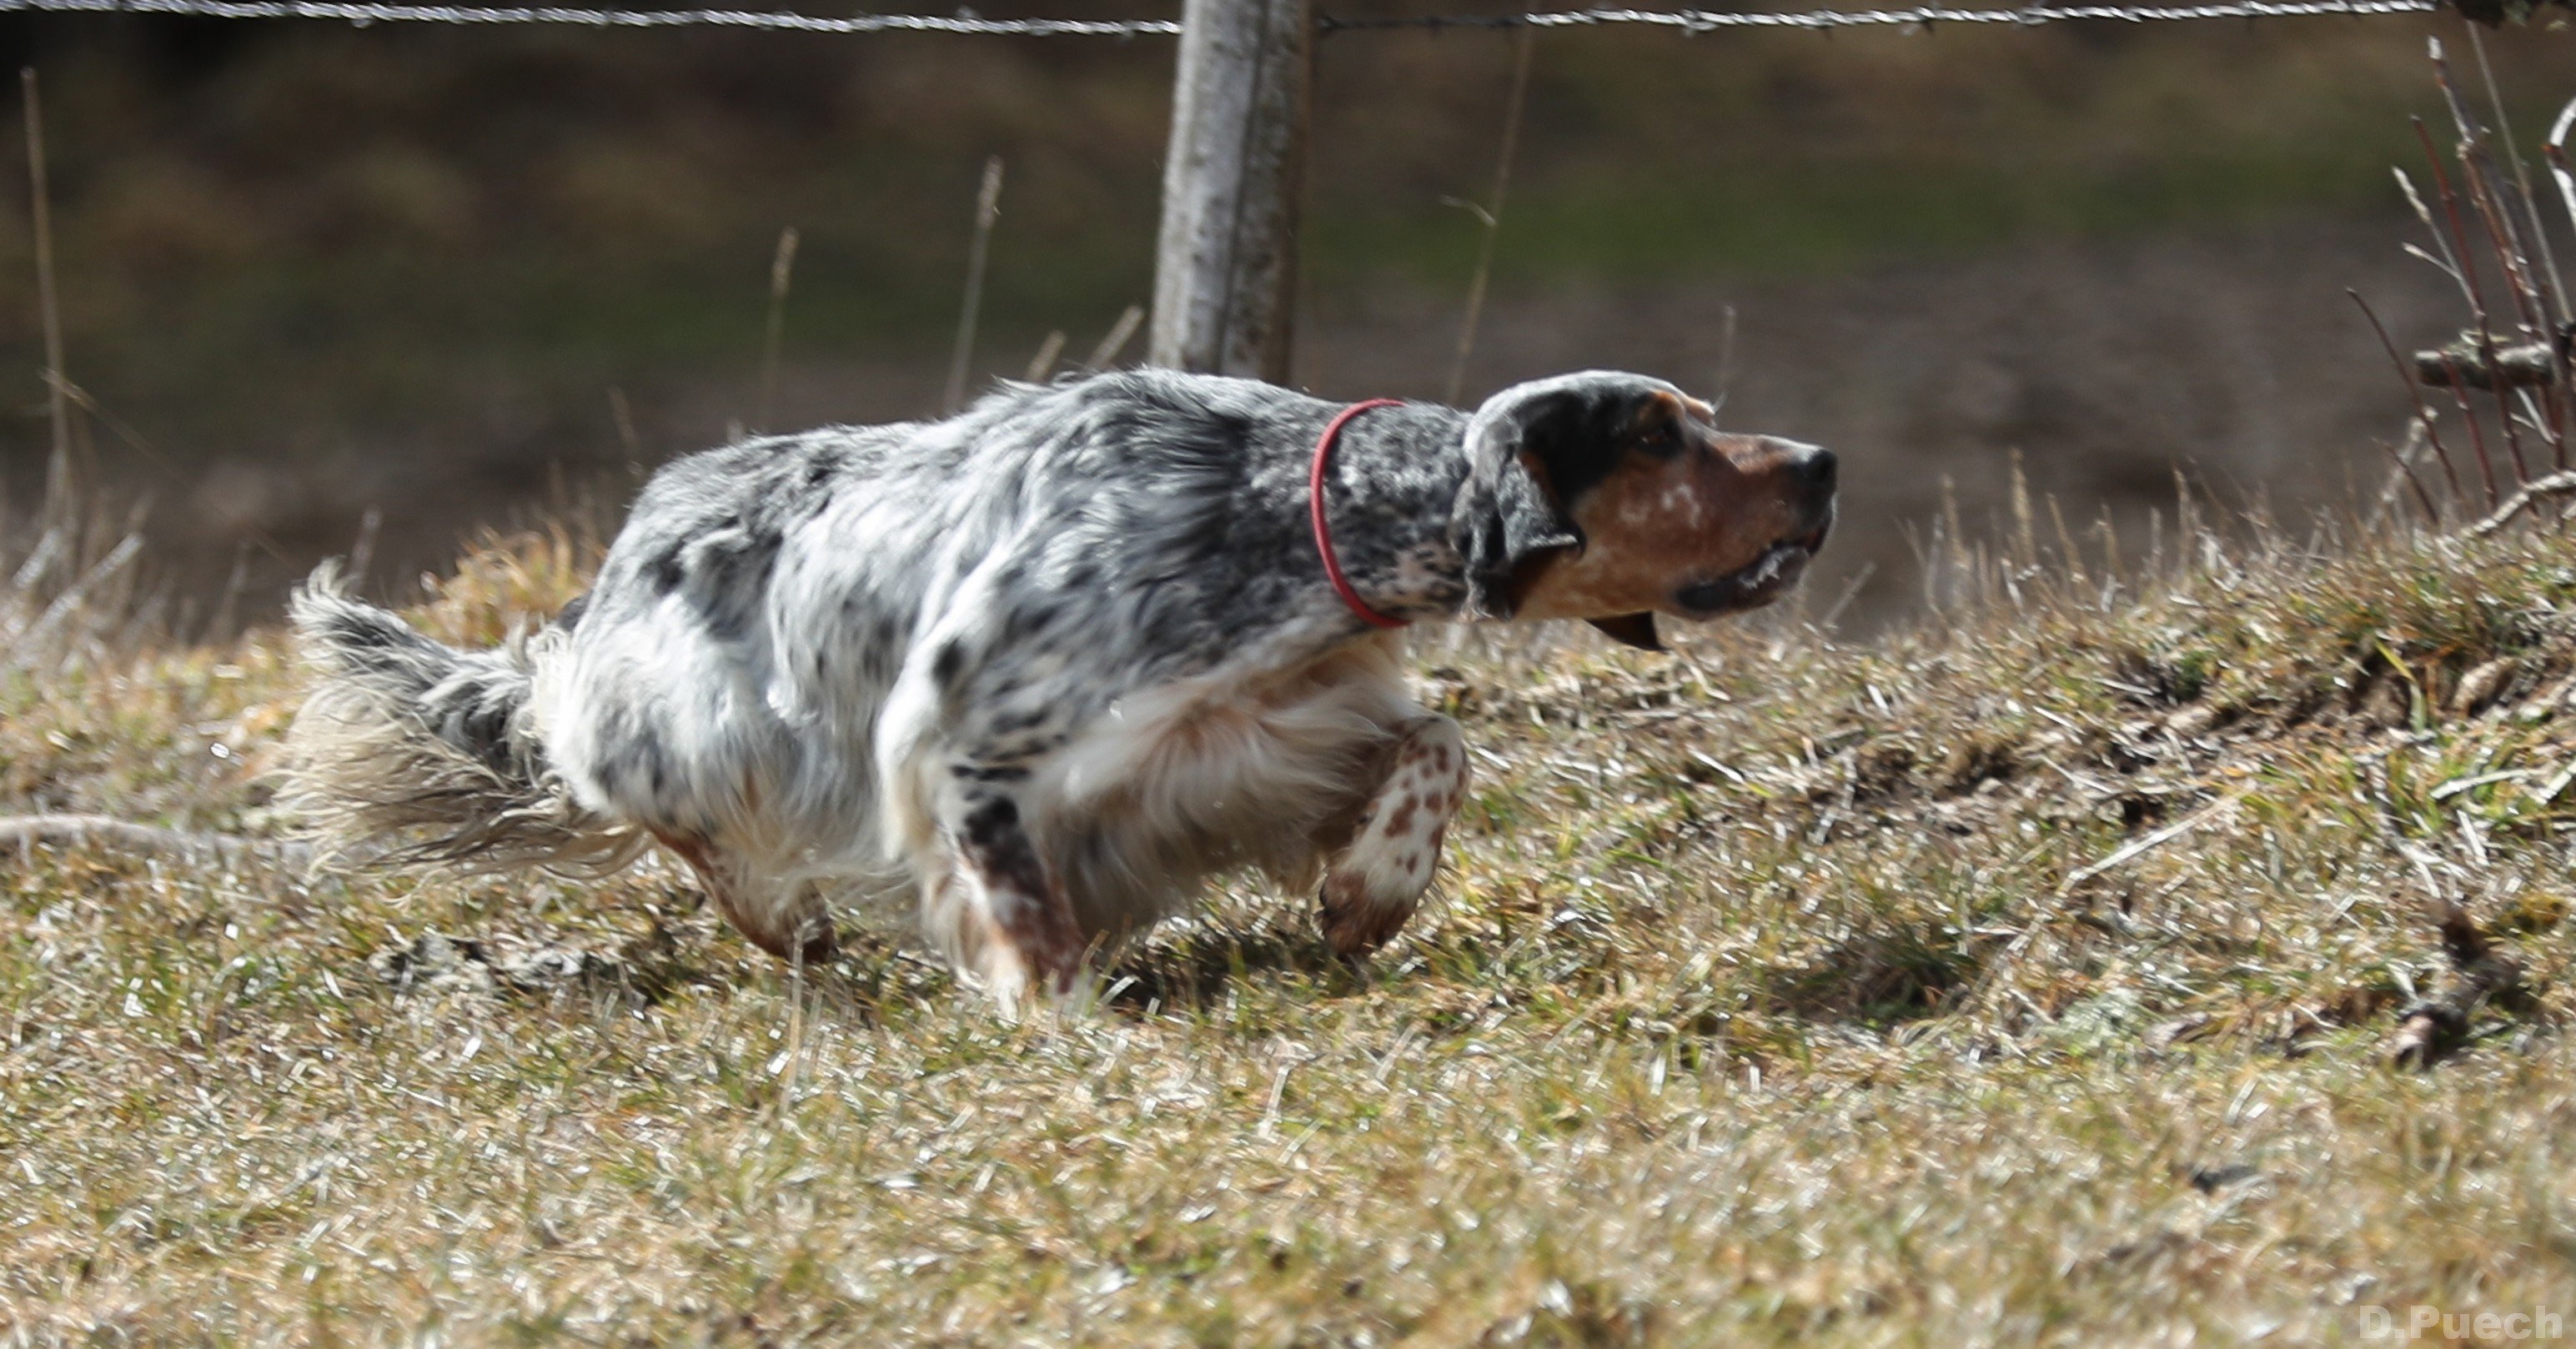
top-left (281, 562), bottom-right (645, 875)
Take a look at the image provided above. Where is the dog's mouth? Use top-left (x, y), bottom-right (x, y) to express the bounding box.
top-left (1667, 517), bottom-right (1832, 619)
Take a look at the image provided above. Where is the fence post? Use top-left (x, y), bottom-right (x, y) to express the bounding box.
top-left (1148, 0), bottom-right (1313, 382)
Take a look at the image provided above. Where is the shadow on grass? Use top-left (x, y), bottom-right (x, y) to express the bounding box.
top-left (1765, 920), bottom-right (2009, 1026)
top-left (1102, 916), bottom-right (1368, 1013)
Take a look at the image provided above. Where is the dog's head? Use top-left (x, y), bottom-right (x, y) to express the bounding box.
top-left (1448, 371), bottom-right (1836, 649)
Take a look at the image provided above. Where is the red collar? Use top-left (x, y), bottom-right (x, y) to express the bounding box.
top-left (1309, 399), bottom-right (1410, 629)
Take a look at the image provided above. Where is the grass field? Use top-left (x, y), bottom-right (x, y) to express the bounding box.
top-left (1, 499), bottom-right (2572, 1344)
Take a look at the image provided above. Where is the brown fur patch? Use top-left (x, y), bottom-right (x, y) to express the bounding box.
top-left (1510, 432), bottom-right (1819, 621)
top-left (1315, 715), bottom-right (1469, 959)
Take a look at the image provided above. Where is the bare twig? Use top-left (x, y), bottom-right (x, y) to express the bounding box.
top-left (2465, 34), bottom-right (2569, 473)
top-left (2465, 467), bottom-right (2576, 536)
top-left (2416, 112), bottom-right (2500, 344)
top-left (2368, 418), bottom-right (2434, 529)
top-left (778, 936), bottom-right (808, 1121)
top-left (2417, 104), bottom-right (2526, 490)
top-left (1083, 303), bottom-right (1146, 372)
top-left (2059, 790), bottom-right (2243, 894)
top-left (0, 813), bottom-right (304, 867)
top-left (2433, 38), bottom-right (2561, 469)
top-left (1815, 560), bottom-right (1876, 633)
top-left (1444, 25), bottom-right (1536, 405)
top-left (2469, 29), bottom-right (2566, 328)
top-left (7, 532), bottom-right (138, 658)
top-left (2048, 495), bottom-right (2087, 589)
top-left (22, 68), bottom-right (71, 533)
top-left (348, 506), bottom-right (381, 594)
top-left (2549, 98), bottom-right (2576, 246)
top-left (2547, 98), bottom-right (2576, 404)
top-left (756, 224), bottom-right (799, 432)
top-left (608, 385), bottom-right (644, 464)
top-left (944, 157), bottom-right (1005, 413)
top-left (2388, 904), bottom-right (2523, 1070)
top-left (2434, 42), bottom-right (2546, 339)
top-left (2438, 349), bottom-right (2503, 506)
top-left (1024, 329), bottom-right (1066, 383)
top-left (2352, 290), bottom-right (2456, 521)
top-left (1710, 303), bottom-right (1739, 416)
top-left (2415, 336), bottom-right (2564, 390)
top-left (2009, 449), bottom-right (2036, 568)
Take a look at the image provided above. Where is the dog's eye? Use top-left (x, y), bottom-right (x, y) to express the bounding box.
top-left (1635, 426), bottom-right (1682, 459)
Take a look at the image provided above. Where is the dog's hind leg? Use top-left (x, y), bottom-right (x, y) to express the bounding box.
top-left (918, 794), bottom-right (1087, 1011)
top-left (653, 830), bottom-right (836, 965)
top-left (1317, 714), bottom-right (1469, 958)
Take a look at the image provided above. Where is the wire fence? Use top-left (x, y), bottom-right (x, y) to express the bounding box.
top-left (0, 0), bottom-right (2454, 35)
top-left (0, 0), bottom-right (1182, 34)
top-left (1322, 0), bottom-right (2441, 29)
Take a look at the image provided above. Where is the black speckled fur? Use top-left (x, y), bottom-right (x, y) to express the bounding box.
top-left (288, 367), bottom-right (1823, 999)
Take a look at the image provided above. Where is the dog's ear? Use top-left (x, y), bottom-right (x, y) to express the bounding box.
top-left (1448, 380), bottom-right (1597, 619)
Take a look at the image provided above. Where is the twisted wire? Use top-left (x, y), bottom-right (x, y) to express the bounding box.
top-left (0, 0), bottom-right (2447, 36)
top-left (1319, 0), bottom-right (2440, 29)
top-left (0, 0), bottom-right (1182, 35)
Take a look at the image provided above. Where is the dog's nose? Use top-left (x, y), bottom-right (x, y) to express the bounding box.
top-left (1765, 438), bottom-right (1837, 504)
top-left (1787, 440), bottom-right (1836, 490)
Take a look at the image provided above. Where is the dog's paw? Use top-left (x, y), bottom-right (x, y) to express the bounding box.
top-left (1318, 877), bottom-right (1420, 958)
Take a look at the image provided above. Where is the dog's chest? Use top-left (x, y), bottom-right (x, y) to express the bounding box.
top-left (1038, 642), bottom-right (1416, 843)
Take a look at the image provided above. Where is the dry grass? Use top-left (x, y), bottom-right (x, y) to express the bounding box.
top-left (3, 511), bottom-right (2576, 1346)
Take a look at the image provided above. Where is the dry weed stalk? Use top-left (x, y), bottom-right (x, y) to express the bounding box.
top-left (755, 224), bottom-right (800, 432)
top-left (3, 67), bottom-right (154, 674)
top-left (1083, 303), bottom-right (1147, 371)
top-left (944, 156), bottom-right (1007, 412)
top-left (1023, 328), bottom-right (1067, 382)
top-left (20, 68), bottom-right (69, 534)
top-left (2373, 43), bottom-right (2576, 529)
top-left (1444, 26), bottom-right (1537, 406)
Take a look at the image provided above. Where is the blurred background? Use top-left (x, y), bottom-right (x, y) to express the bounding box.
top-left (0, 3), bottom-right (2566, 633)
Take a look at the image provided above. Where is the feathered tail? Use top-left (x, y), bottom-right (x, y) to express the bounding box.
top-left (281, 563), bottom-right (643, 875)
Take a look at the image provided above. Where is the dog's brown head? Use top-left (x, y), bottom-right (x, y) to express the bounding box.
top-left (1449, 371), bottom-right (1836, 649)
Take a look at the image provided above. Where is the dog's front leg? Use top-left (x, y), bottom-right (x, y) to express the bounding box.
top-left (1319, 714), bottom-right (1470, 957)
top-left (935, 792), bottom-right (1088, 1011)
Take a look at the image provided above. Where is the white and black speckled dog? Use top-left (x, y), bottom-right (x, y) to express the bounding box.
top-left (285, 369), bottom-right (1834, 1008)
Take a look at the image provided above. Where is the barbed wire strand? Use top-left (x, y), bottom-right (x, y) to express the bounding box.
top-left (0, 0), bottom-right (2449, 35)
top-left (1323, 0), bottom-right (2443, 29)
top-left (0, 0), bottom-right (1181, 35)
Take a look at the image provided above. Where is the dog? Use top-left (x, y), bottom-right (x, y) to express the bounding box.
top-left (285, 369), bottom-right (1834, 1009)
